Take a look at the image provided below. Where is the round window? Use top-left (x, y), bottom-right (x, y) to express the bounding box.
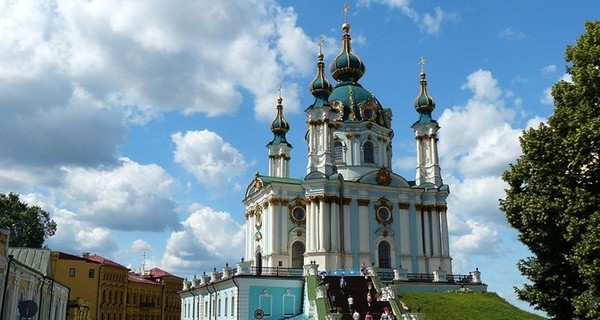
top-left (292, 207), bottom-right (305, 221)
top-left (377, 207), bottom-right (391, 221)
top-left (363, 108), bottom-right (374, 120)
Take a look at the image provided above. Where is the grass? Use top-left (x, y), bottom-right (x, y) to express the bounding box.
top-left (398, 291), bottom-right (546, 320)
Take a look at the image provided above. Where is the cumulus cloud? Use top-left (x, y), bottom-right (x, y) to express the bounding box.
top-left (358, 0), bottom-right (455, 35)
top-left (161, 205), bottom-right (245, 275)
top-left (172, 130), bottom-right (249, 191)
top-left (57, 157), bottom-right (180, 232)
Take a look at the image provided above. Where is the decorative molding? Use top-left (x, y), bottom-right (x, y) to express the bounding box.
top-left (376, 167), bottom-right (391, 186)
top-left (398, 202), bottom-right (410, 210)
top-left (357, 199), bottom-right (370, 206)
top-left (374, 197), bottom-right (393, 226)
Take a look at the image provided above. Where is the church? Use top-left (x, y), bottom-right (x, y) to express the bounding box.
top-left (180, 14), bottom-right (484, 320)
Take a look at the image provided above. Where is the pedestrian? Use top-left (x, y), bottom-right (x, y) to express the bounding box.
top-left (352, 310), bottom-right (360, 320)
top-left (348, 295), bottom-right (354, 313)
top-left (340, 275), bottom-right (347, 293)
top-left (365, 311), bottom-right (374, 320)
top-left (367, 291), bottom-right (372, 307)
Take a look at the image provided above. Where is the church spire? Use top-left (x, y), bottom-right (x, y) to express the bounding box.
top-left (308, 38), bottom-right (332, 109)
top-left (267, 86), bottom-right (292, 178)
top-left (412, 57), bottom-right (442, 186)
top-left (329, 7), bottom-right (365, 84)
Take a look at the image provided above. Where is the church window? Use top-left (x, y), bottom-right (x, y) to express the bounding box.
top-left (376, 207), bottom-right (391, 222)
top-left (291, 207), bottom-right (305, 222)
top-left (363, 141), bottom-right (375, 163)
top-left (283, 290), bottom-right (295, 316)
top-left (333, 140), bottom-right (344, 163)
top-left (291, 241), bottom-right (305, 269)
top-left (378, 241), bottom-right (391, 268)
top-left (259, 291), bottom-right (272, 316)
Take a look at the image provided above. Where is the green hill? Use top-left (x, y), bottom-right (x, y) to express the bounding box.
top-left (398, 291), bottom-right (546, 320)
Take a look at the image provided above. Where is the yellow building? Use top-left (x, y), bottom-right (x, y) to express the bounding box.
top-left (51, 251), bottom-right (181, 320)
top-left (126, 268), bottom-right (182, 320)
top-left (50, 251), bottom-right (101, 319)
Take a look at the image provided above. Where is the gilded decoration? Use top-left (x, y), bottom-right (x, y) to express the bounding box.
top-left (343, 198), bottom-right (352, 205)
top-left (357, 199), bottom-right (370, 206)
top-left (360, 98), bottom-right (378, 121)
top-left (374, 197), bottom-right (393, 226)
top-left (376, 167), bottom-right (392, 186)
top-left (398, 202), bottom-right (410, 210)
top-left (288, 196), bottom-right (307, 226)
top-left (255, 206), bottom-right (262, 230)
top-left (253, 173), bottom-right (263, 191)
top-left (332, 100), bottom-right (345, 121)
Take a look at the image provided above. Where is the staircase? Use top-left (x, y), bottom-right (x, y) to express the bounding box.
top-left (324, 275), bottom-right (393, 319)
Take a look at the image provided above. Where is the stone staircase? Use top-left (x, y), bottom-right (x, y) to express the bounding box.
top-left (324, 275), bottom-right (394, 319)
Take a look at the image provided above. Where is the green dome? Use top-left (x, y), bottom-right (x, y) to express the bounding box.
top-left (329, 23), bottom-right (365, 83)
top-left (329, 83), bottom-right (391, 128)
top-left (268, 97), bottom-right (292, 147)
top-left (308, 51), bottom-right (333, 109)
top-left (413, 71), bottom-right (436, 125)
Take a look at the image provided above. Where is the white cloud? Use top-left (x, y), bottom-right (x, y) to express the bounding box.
top-left (161, 205), bottom-right (245, 276)
top-left (542, 65), bottom-right (557, 75)
top-left (358, 1), bottom-right (454, 35)
top-left (499, 27), bottom-right (525, 40)
top-left (58, 158), bottom-right (180, 232)
top-left (130, 239), bottom-right (153, 253)
top-left (172, 130), bottom-right (249, 191)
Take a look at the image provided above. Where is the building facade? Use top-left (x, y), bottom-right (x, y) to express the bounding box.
top-left (0, 231), bottom-right (69, 320)
top-left (244, 19), bottom-right (451, 275)
top-left (181, 15), bottom-right (466, 320)
top-left (51, 252), bottom-right (182, 320)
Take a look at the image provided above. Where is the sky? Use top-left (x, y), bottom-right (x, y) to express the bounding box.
top-left (1, 0), bottom-right (598, 316)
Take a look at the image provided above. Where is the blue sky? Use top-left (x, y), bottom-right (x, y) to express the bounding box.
top-left (1, 0), bottom-right (598, 316)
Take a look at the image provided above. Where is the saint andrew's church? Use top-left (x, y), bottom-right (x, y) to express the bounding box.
top-left (180, 15), bottom-right (484, 320)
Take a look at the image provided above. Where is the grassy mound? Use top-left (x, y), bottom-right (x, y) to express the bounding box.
top-left (398, 291), bottom-right (546, 320)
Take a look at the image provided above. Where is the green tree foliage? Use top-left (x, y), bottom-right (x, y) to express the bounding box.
top-left (500, 21), bottom-right (600, 319)
top-left (0, 192), bottom-right (57, 248)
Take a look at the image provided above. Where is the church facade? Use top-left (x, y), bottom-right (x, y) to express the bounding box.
top-left (180, 16), bottom-right (468, 320)
top-left (244, 20), bottom-right (451, 276)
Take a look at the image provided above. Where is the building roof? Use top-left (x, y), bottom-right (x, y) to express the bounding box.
top-left (8, 247), bottom-right (53, 277)
top-left (89, 254), bottom-right (129, 269)
top-left (146, 267), bottom-right (179, 278)
top-left (129, 273), bottom-right (161, 285)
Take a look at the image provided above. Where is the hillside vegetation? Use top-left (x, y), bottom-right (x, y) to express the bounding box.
top-left (398, 291), bottom-right (546, 320)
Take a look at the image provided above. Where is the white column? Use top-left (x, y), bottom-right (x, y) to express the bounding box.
top-left (423, 209), bottom-right (431, 256)
top-left (270, 204), bottom-right (278, 257)
top-left (431, 209), bottom-right (441, 256)
top-left (331, 199), bottom-right (339, 251)
top-left (318, 198), bottom-right (326, 252)
top-left (307, 200), bottom-right (315, 252)
top-left (400, 206), bottom-right (410, 256)
top-left (358, 204), bottom-right (369, 253)
top-left (441, 210), bottom-right (450, 257)
top-left (415, 208), bottom-right (424, 256)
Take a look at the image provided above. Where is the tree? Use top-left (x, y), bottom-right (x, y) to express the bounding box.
top-left (500, 20), bottom-right (600, 320)
top-left (0, 192), bottom-right (57, 248)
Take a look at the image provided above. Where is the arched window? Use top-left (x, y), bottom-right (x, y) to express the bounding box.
top-left (378, 241), bottom-right (391, 268)
top-left (291, 241), bottom-right (305, 268)
top-left (363, 141), bottom-right (375, 164)
top-left (333, 140), bottom-right (344, 163)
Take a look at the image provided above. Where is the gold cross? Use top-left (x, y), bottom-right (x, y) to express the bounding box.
top-left (318, 37), bottom-right (324, 54)
top-left (419, 56), bottom-right (427, 73)
top-left (278, 83), bottom-right (283, 99)
top-left (342, 3), bottom-right (350, 23)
